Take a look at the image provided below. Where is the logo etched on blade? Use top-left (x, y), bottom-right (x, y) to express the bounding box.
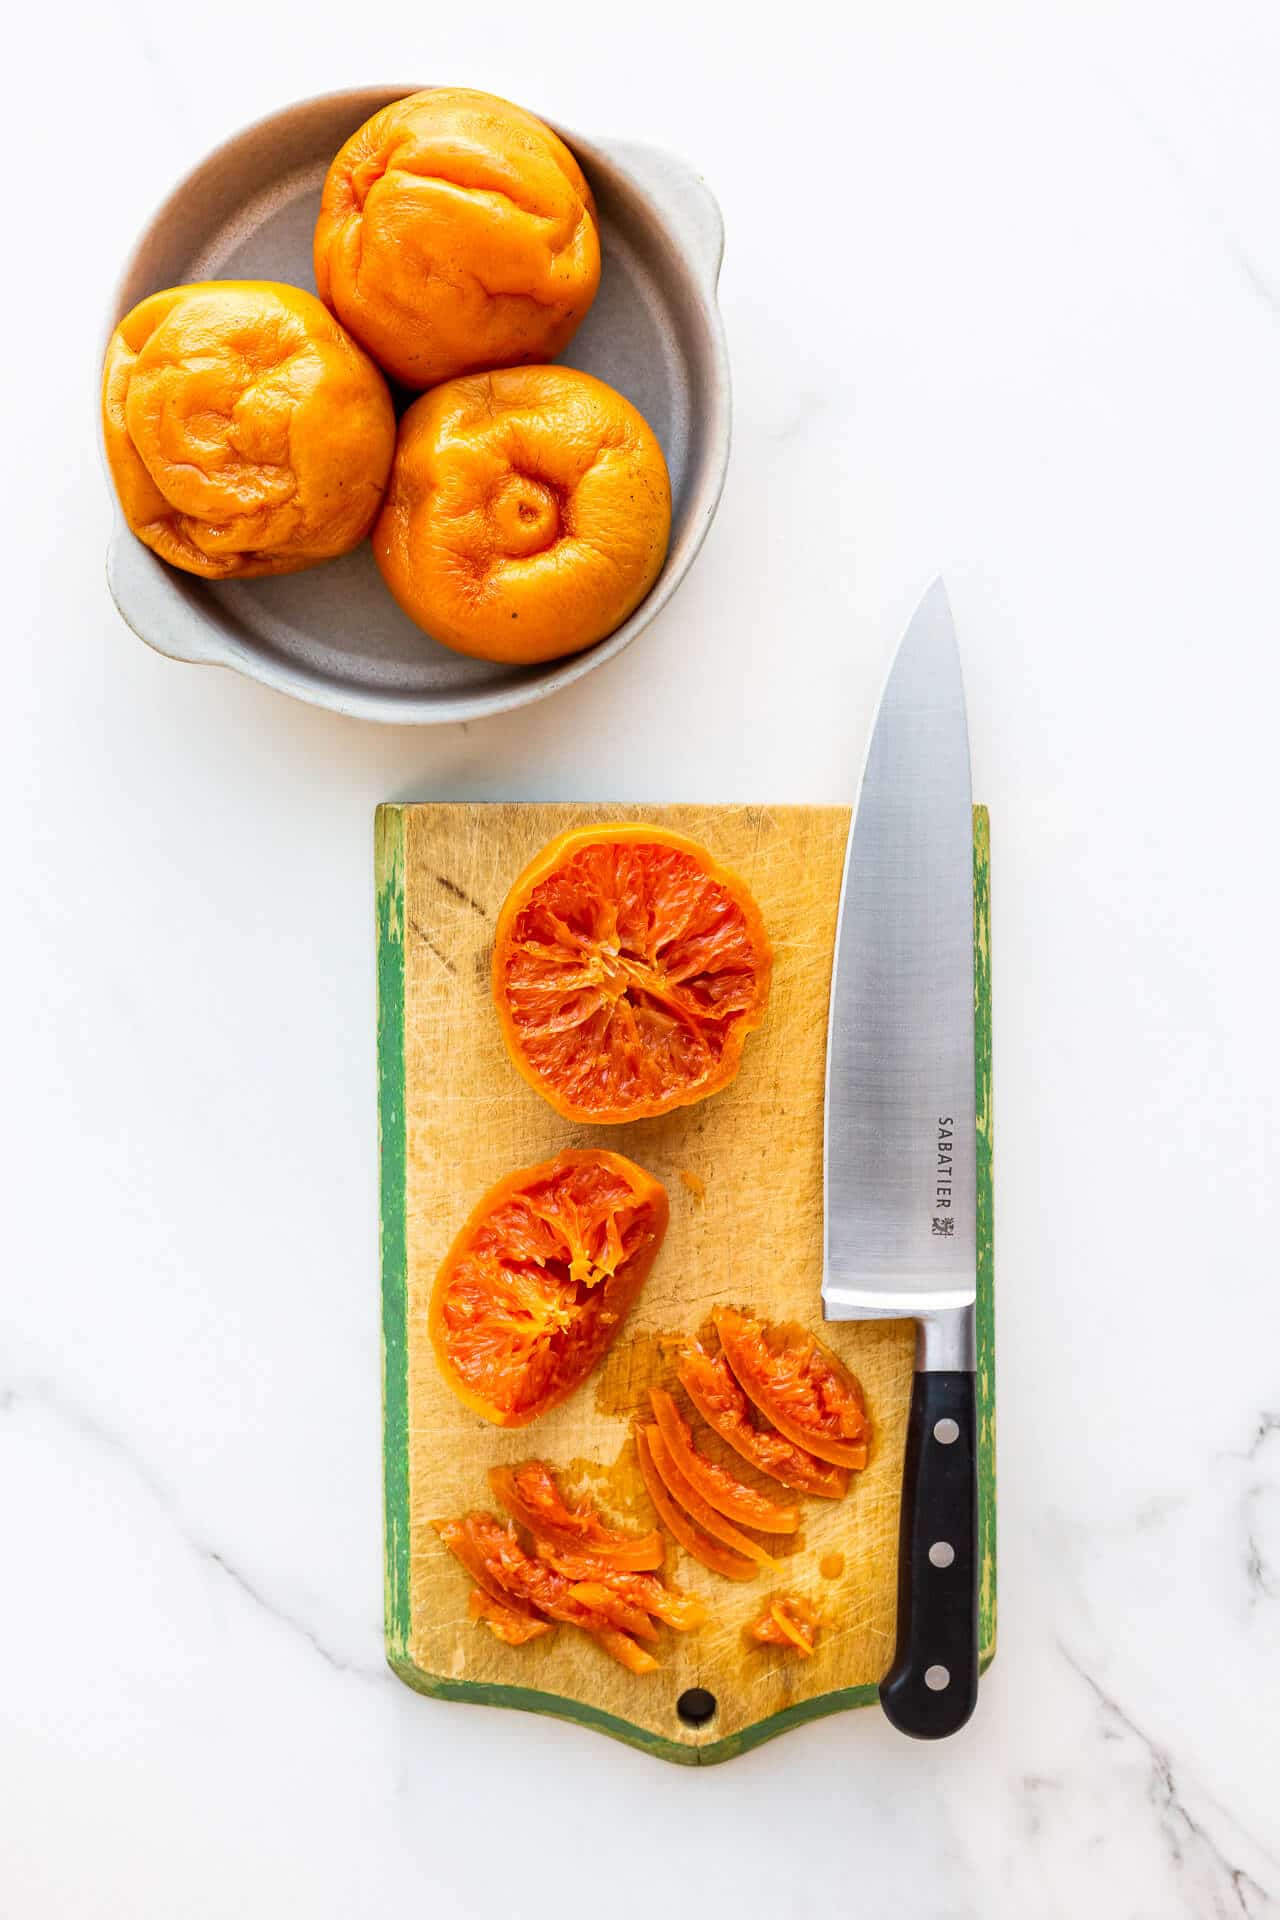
top-left (934, 1117), bottom-right (955, 1213)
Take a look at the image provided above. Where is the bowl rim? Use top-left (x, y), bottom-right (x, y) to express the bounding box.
top-left (101, 83), bottom-right (732, 726)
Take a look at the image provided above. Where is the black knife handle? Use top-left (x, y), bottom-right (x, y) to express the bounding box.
top-left (880, 1370), bottom-right (978, 1739)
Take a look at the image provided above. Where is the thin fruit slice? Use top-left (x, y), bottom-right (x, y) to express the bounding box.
top-left (465, 1517), bottom-right (662, 1660)
top-left (748, 1592), bottom-right (822, 1657)
top-left (535, 1546), bottom-right (709, 1633)
top-left (714, 1309), bottom-right (869, 1470)
top-left (488, 1462), bottom-right (663, 1571)
top-left (554, 1582), bottom-right (659, 1642)
top-left (432, 1516), bottom-right (546, 1621)
top-left (443, 1512), bottom-right (658, 1673)
top-left (595, 1630), bottom-right (660, 1676)
top-left (468, 1589), bottom-right (554, 1646)
top-left (492, 824), bottom-right (773, 1123)
top-left (430, 1150), bottom-right (668, 1426)
top-left (568, 1589), bottom-right (694, 1635)
top-left (635, 1426), bottom-right (757, 1582)
top-left (675, 1341), bottom-right (850, 1499)
top-left (642, 1425), bottom-right (779, 1569)
top-left (648, 1387), bottom-right (801, 1533)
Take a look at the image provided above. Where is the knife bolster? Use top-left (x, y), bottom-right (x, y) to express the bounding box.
top-left (917, 1305), bottom-right (975, 1372)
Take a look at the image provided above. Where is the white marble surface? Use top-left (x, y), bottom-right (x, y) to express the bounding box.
top-left (4, 2), bottom-right (1279, 1913)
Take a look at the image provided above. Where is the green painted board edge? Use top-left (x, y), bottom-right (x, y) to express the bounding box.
top-left (376, 806), bottom-right (412, 1661)
top-left (375, 803), bottom-right (996, 1764)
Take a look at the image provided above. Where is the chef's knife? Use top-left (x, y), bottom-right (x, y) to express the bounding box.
top-left (823, 579), bottom-right (979, 1739)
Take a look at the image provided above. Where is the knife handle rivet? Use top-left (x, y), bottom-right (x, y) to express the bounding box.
top-left (933, 1418), bottom-right (960, 1445)
top-left (928, 1541), bottom-right (955, 1569)
top-left (924, 1665), bottom-right (951, 1692)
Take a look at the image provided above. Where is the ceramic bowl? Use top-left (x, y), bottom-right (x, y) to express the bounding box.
top-left (102, 86), bottom-right (731, 724)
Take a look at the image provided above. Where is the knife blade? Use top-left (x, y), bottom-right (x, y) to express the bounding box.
top-left (823, 578), bottom-right (979, 1738)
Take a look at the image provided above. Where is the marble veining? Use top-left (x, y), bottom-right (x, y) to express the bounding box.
top-left (3, 1376), bottom-right (386, 1683)
top-left (1060, 1646), bottom-right (1276, 1918)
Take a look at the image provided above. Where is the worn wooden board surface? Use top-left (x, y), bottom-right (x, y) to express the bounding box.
top-left (377, 802), bottom-right (995, 1764)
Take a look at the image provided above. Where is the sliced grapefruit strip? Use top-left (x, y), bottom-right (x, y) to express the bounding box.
top-left (714, 1309), bottom-right (869, 1470)
top-left (488, 1462), bottom-right (664, 1570)
top-left (536, 1547), bottom-right (709, 1632)
top-left (648, 1387), bottom-right (801, 1533)
top-left (675, 1342), bottom-right (850, 1499)
top-left (635, 1426), bottom-right (758, 1582)
top-left (444, 1512), bottom-right (659, 1672)
top-left (642, 1424), bottom-right (780, 1569)
top-left (467, 1589), bottom-right (554, 1646)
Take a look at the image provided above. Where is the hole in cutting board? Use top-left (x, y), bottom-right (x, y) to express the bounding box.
top-left (676, 1687), bottom-right (717, 1727)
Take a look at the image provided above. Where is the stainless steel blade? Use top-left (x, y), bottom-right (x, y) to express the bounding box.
top-left (823, 580), bottom-right (976, 1359)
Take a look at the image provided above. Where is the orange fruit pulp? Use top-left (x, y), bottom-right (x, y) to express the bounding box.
top-left (748, 1591), bottom-right (821, 1656)
top-left (674, 1340), bottom-right (851, 1500)
top-left (487, 1462), bottom-right (664, 1571)
top-left (713, 1308), bottom-right (869, 1470)
top-left (429, 1149), bottom-right (668, 1426)
top-left (492, 824), bottom-right (772, 1123)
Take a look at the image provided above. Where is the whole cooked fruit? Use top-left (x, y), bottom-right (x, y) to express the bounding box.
top-left (101, 282), bottom-right (395, 579)
top-left (429, 1150), bottom-right (668, 1426)
top-left (314, 87), bottom-right (601, 390)
top-left (373, 367), bottom-right (671, 664)
top-left (492, 824), bottom-right (772, 1122)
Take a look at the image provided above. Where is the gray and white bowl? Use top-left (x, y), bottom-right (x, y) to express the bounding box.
top-left (102, 85), bottom-right (731, 724)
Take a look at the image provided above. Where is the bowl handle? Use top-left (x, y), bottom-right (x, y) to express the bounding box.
top-left (106, 527), bottom-right (229, 667)
top-left (606, 142), bottom-right (726, 293)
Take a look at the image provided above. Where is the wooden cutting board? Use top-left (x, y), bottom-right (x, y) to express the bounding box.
top-left (376, 803), bottom-right (995, 1765)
